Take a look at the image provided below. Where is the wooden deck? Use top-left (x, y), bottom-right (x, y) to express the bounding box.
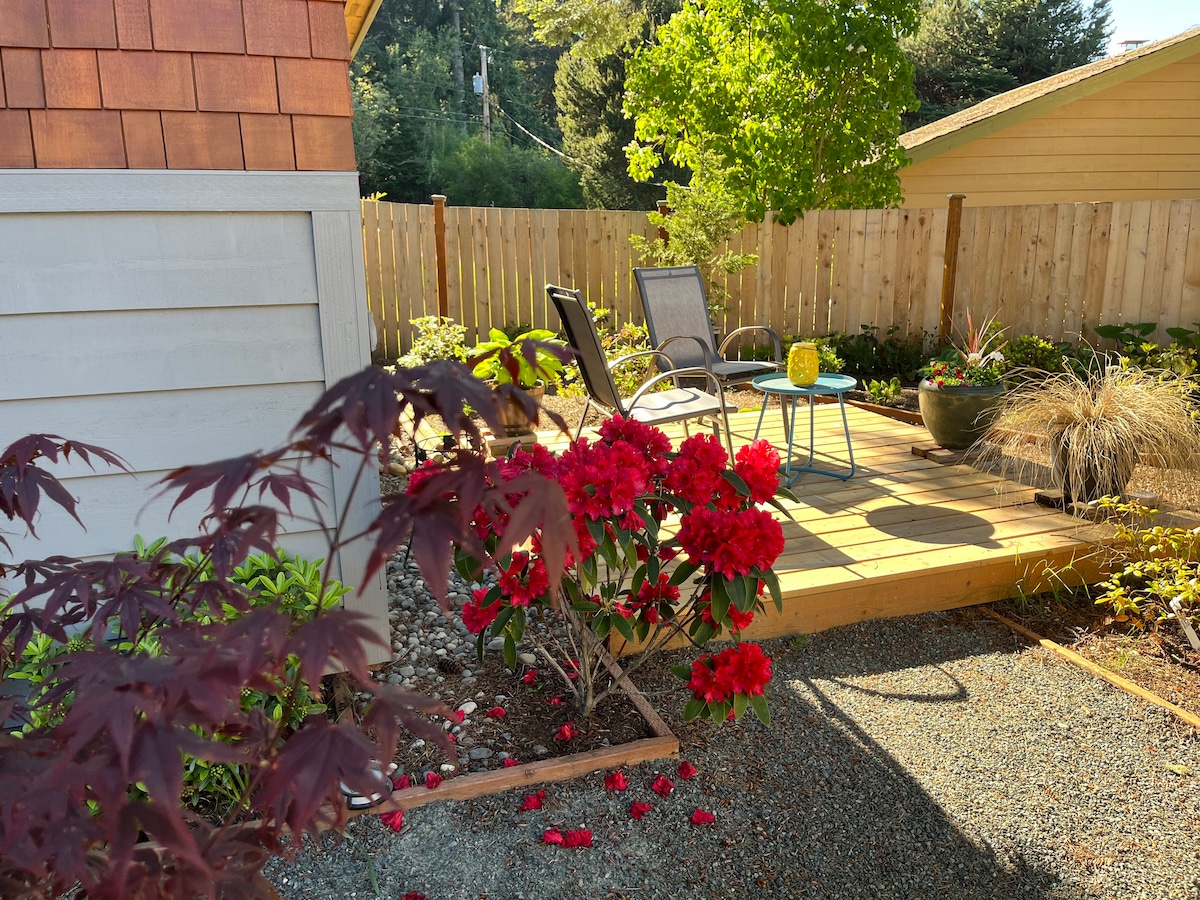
top-left (521, 403), bottom-right (1110, 643)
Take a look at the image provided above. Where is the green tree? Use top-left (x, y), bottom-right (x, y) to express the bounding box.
top-left (441, 136), bottom-right (584, 207)
top-left (904, 0), bottom-right (1112, 128)
top-left (625, 0), bottom-right (922, 221)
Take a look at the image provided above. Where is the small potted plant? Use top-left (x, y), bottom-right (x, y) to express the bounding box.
top-left (917, 312), bottom-right (1007, 450)
top-left (469, 328), bottom-right (567, 436)
top-left (983, 359), bottom-right (1200, 506)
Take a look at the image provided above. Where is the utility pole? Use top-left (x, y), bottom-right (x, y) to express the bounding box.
top-left (479, 45), bottom-right (491, 144)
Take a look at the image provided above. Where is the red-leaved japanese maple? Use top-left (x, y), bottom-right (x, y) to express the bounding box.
top-left (0, 358), bottom-right (570, 898)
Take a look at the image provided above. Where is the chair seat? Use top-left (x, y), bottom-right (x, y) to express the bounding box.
top-left (712, 359), bottom-right (783, 383)
top-left (627, 388), bottom-right (737, 426)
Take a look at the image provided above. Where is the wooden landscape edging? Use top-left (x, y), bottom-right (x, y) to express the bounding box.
top-left (980, 607), bottom-right (1200, 732)
top-left (356, 653), bottom-right (678, 816)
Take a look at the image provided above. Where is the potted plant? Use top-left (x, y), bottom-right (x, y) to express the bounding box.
top-left (917, 312), bottom-right (1008, 450)
top-left (470, 328), bottom-right (567, 436)
top-left (983, 360), bottom-right (1200, 506)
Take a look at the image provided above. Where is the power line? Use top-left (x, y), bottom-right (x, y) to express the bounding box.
top-left (496, 104), bottom-right (574, 161)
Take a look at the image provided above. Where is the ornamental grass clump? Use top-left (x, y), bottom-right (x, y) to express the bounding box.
top-left (983, 360), bottom-right (1200, 504)
top-left (433, 417), bottom-right (793, 724)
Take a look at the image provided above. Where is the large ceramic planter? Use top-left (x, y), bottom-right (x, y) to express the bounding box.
top-left (917, 380), bottom-right (1004, 450)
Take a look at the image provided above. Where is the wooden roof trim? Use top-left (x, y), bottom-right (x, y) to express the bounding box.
top-left (903, 27), bottom-right (1200, 165)
top-left (345, 0), bottom-right (386, 58)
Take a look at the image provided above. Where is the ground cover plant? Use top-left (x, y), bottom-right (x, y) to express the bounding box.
top-left (0, 357), bottom-right (574, 898)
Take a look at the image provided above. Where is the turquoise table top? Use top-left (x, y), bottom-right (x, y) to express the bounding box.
top-left (752, 373), bottom-right (857, 395)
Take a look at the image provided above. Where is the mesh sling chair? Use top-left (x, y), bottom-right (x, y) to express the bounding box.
top-left (546, 284), bottom-right (736, 458)
top-left (634, 265), bottom-right (784, 386)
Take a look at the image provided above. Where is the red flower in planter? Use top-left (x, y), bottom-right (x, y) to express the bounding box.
top-left (651, 774), bottom-right (674, 797)
top-left (630, 801), bottom-right (652, 820)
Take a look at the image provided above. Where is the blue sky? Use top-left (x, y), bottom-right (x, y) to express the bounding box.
top-left (1107, 0), bottom-right (1200, 53)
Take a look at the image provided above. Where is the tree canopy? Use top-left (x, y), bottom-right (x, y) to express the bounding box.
top-left (903, 0), bottom-right (1112, 128)
top-left (625, 0), bottom-right (923, 221)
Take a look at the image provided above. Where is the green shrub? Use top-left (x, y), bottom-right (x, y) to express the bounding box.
top-left (1004, 333), bottom-right (1070, 377)
top-left (826, 325), bottom-right (927, 382)
top-left (396, 316), bottom-right (468, 368)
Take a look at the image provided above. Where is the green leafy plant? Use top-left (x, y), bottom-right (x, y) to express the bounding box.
top-left (1004, 333), bottom-right (1071, 381)
top-left (829, 325), bottom-right (926, 382)
top-left (396, 315), bottom-right (468, 368)
top-left (1093, 497), bottom-right (1200, 633)
top-left (1094, 322), bottom-right (1199, 379)
top-left (469, 328), bottom-right (568, 388)
top-left (865, 376), bottom-right (903, 405)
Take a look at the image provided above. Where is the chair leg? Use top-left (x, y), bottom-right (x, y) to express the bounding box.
top-left (575, 400), bottom-right (593, 441)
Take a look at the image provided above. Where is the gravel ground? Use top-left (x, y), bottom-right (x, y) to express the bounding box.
top-left (268, 604), bottom-right (1200, 900)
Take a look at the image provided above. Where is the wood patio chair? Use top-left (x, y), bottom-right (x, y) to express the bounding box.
top-left (633, 265), bottom-right (784, 386)
top-left (546, 283), bottom-right (736, 458)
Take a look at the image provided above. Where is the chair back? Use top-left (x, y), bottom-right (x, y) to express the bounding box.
top-left (546, 285), bottom-right (626, 415)
top-left (634, 265), bottom-right (717, 370)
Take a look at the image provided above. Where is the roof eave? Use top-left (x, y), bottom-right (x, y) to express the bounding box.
top-left (348, 0), bottom-right (386, 58)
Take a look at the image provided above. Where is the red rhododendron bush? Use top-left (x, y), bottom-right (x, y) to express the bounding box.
top-left (433, 417), bottom-right (791, 723)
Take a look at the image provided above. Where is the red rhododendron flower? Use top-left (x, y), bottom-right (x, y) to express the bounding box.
top-left (557, 437), bottom-right (652, 521)
top-left (425, 772), bottom-right (441, 790)
top-left (380, 809), bottom-right (405, 832)
top-left (734, 439), bottom-right (782, 504)
top-left (699, 592), bottom-right (755, 635)
top-left (678, 761), bottom-right (698, 780)
top-left (392, 774), bottom-right (411, 790)
top-left (630, 801), bottom-right (652, 820)
top-left (497, 552), bottom-right (550, 606)
top-left (542, 828), bottom-right (564, 845)
top-left (563, 829), bottom-right (593, 848)
top-left (651, 774), bottom-right (674, 797)
top-left (598, 416), bottom-right (671, 477)
top-left (688, 654), bottom-right (727, 704)
top-left (487, 706), bottom-right (506, 718)
top-left (665, 434), bottom-right (729, 505)
top-left (555, 721), bottom-right (578, 741)
top-left (604, 770), bottom-right (628, 791)
top-left (690, 809), bottom-right (716, 825)
top-left (503, 758), bottom-right (519, 768)
top-left (522, 670), bottom-right (538, 685)
top-left (689, 643), bottom-right (773, 704)
top-left (677, 507), bottom-right (784, 577)
top-left (461, 589), bottom-right (500, 634)
top-left (520, 790), bottom-right (546, 811)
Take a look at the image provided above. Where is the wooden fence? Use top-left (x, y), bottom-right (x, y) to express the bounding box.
top-left (362, 197), bottom-right (1200, 358)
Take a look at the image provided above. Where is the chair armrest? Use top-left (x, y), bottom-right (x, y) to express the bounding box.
top-left (655, 334), bottom-right (715, 369)
top-left (629, 366), bottom-right (729, 408)
top-left (719, 326), bottom-right (783, 363)
top-left (609, 348), bottom-right (683, 372)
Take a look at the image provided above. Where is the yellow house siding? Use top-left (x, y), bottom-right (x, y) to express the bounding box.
top-left (900, 58), bottom-right (1200, 208)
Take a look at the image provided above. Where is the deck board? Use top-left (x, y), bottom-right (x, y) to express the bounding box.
top-left (522, 404), bottom-right (1110, 645)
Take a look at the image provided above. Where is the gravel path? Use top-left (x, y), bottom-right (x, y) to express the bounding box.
top-left (269, 605), bottom-right (1200, 900)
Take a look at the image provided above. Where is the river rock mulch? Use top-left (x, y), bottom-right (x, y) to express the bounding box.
top-left (268, 607), bottom-right (1200, 900)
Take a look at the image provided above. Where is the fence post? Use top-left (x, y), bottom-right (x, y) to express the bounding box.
top-left (939, 193), bottom-right (966, 346)
top-left (656, 199), bottom-right (670, 245)
top-left (432, 194), bottom-right (449, 318)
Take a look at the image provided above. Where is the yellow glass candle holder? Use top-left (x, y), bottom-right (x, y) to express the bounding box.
top-left (787, 342), bottom-right (819, 386)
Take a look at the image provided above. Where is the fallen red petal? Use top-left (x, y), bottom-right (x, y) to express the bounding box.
top-left (603, 771), bottom-right (628, 791)
top-left (379, 809), bottom-right (405, 832)
top-left (425, 772), bottom-right (441, 790)
top-left (453, 709), bottom-right (465, 723)
top-left (563, 828), bottom-right (593, 848)
top-left (630, 801), bottom-right (652, 820)
top-left (547, 696), bottom-right (565, 706)
top-left (520, 790), bottom-right (546, 811)
top-left (677, 761), bottom-right (698, 780)
top-left (392, 774), bottom-right (411, 790)
top-left (503, 758), bottom-right (520, 768)
top-left (555, 721), bottom-right (578, 742)
top-left (690, 808), bottom-right (716, 825)
top-left (522, 670), bottom-right (538, 685)
top-left (651, 774), bottom-right (674, 797)
top-left (401, 893), bottom-right (425, 900)
top-left (542, 828), bottom-right (564, 845)
top-left (487, 706), bottom-right (506, 718)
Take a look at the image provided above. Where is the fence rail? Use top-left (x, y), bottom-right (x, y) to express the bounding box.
top-left (362, 198), bottom-right (1200, 358)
